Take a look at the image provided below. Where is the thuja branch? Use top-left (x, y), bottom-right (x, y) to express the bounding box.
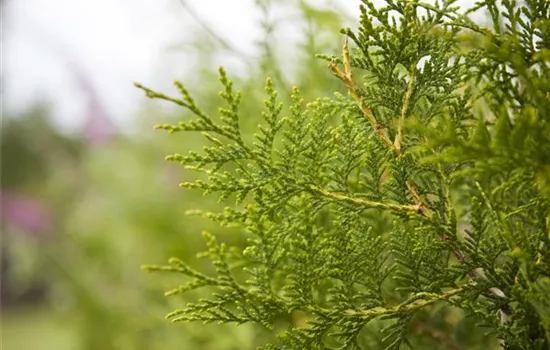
top-left (139, 1), bottom-right (549, 348)
top-left (328, 34), bottom-right (512, 319)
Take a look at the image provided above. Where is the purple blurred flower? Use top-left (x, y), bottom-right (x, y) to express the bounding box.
top-left (1, 190), bottom-right (52, 236)
top-left (67, 60), bottom-right (115, 146)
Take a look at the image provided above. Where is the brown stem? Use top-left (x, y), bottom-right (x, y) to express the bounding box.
top-left (328, 39), bottom-right (394, 149)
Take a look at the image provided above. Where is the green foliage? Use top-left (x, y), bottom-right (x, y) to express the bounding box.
top-left (139, 1), bottom-right (550, 348)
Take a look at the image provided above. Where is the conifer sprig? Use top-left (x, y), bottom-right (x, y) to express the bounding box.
top-left (138, 0), bottom-right (550, 348)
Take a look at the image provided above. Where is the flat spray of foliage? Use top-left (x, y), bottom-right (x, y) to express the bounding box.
top-left (137, 1), bottom-right (550, 348)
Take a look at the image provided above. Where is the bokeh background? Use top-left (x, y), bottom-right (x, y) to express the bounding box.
top-left (2, 1), bottom-right (355, 348)
top-left (2, 1), bottom-right (476, 349)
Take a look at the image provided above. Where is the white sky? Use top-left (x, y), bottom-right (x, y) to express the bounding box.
top-left (3, 0), bottom-right (477, 133)
top-left (3, 0), bottom-right (264, 131)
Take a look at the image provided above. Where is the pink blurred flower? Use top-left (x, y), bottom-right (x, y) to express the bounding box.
top-left (68, 60), bottom-right (115, 146)
top-left (82, 99), bottom-right (115, 146)
top-left (1, 190), bottom-right (52, 236)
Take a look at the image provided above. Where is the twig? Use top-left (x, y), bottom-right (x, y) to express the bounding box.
top-left (394, 64), bottom-right (416, 155)
top-left (344, 284), bottom-right (471, 318)
top-left (308, 185), bottom-right (421, 214)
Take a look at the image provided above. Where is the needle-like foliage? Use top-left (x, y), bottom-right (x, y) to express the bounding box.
top-left (137, 1), bottom-right (550, 348)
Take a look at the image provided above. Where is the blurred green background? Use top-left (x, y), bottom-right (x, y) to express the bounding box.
top-left (1, 1), bottom-right (348, 348)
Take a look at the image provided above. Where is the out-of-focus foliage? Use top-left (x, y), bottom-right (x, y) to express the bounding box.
top-left (139, 0), bottom-right (550, 349)
top-left (1, 1), bottom-right (346, 349)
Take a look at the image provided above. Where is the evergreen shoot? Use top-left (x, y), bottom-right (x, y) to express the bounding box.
top-left (137, 1), bottom-right (550, 348)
